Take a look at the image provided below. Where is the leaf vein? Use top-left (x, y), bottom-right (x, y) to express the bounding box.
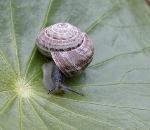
top-left (0, 94), bottom-right (17, 115)
top-left (28, 99), bottom-right (49, 130)
top-left (85, 2), bottom-right (122, 33)
top-left (34, 93), bottom-right (121, 129)
top-left (0, 49), bottom-right (16, 74)
top-left (24, 0), bottom-right (54, 78)
top-left (19, 97), bottom-right (23, 130)
top-left (31, 98), bottom-right (77, 130)
top-left (88, 46), bottom-right (150, 68)
top-left (33, 90), bottom-right (150, 112)
top-left (10, 0), bottom-right (20, 75)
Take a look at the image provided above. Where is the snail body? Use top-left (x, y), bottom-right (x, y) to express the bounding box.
top-left (36, 23), bottom-right (94, 95)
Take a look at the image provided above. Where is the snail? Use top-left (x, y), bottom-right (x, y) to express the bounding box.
top-left (145, 0), bottom-right (150, 6)
top-left (36, 23), bottom-right (94, 95)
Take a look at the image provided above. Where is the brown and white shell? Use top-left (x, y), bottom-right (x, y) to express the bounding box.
top-left (36, 23), bottom-right (94, 77)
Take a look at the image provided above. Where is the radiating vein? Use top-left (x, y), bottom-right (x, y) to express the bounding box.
top-left (19, 97), bottom-right (23, 130)
top-left (31, 98), bottom-right (77, 130)
top-left (33, 90), bottom-right (150, 112)
top-left (0, 90), bottom-right (14, 94)
top-left (75, 82), bottom-right (150, 88)
top-left (33, 93), bottom-right (121, 129)
top-left (26, 70), bottom-right (42, 84)
top-left (125, 109), bottom-right (150, 127)
top-left (85, 2), bottom-right (122, 33)
top-left (120, 67), bottom-right (150, 81)
top-left (53, 95), bottom-right (150, 112)
top-left (88, 46), bottom-right (150, 68)
top-left (0, 49), bottom-right (16, 74)
top-left (28, 99), bottom-right (48, 130)
top-left (9, 0), bottom-right (20, 75)
top-left (24, 0), bottom-right (54, 78)
top-left (24, 47), bottom-right (37, 79)
top-left (41, 0), bottom-right (54, 27)
top-left (0, 94), bottom-right (17, 115)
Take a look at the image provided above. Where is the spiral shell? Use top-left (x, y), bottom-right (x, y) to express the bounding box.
top-left (36, 23), bottom-right (94, 77)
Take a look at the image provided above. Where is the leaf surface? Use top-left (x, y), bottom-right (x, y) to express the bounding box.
top-left (0, 0), bottom-right (150, 129)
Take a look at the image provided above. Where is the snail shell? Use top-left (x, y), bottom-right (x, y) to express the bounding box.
top-left (36, 23), bottom-right (94, 77)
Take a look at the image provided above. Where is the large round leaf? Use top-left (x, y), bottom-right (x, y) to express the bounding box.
top-left (0, 0), bottom-right (150, 129)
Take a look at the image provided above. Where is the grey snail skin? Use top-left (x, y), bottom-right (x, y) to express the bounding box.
top-left (36, 23), bottom-right (94, 95)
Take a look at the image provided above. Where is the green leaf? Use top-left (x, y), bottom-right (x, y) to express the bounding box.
top-left (0, 0), bottom-right (150, 129)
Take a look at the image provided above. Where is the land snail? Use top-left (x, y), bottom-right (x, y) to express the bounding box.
top-left (36, 23), bottom-right (94, 95)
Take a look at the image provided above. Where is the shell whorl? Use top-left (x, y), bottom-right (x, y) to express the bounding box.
top-left (37, 23), bottom-right (83, 52)
top-left (36, 23), bottom-right (94, 76)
